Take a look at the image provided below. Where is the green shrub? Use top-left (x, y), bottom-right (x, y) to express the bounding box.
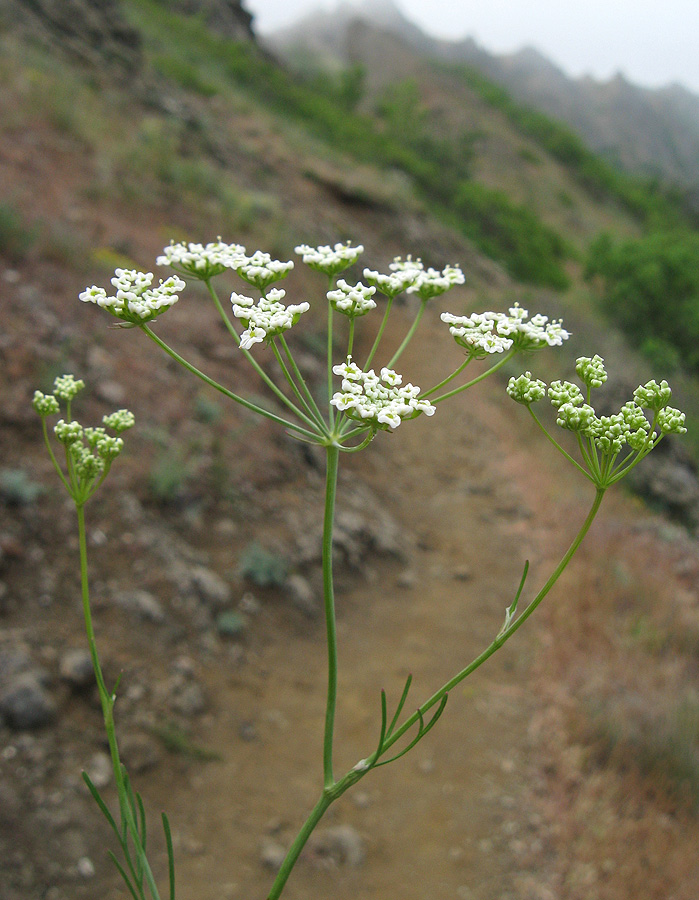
top-left (238, 542), bottom-right (289, 588)
top-left (0, 203), bottom-right (37, 261)
top-left (586, 230), bottom-right (699, 372)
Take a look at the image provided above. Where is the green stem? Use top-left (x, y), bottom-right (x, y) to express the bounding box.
top-left (347, 318), bottom-right (355, 359)
top-left (77, 504), bottom-right (161, 900)
top-left (363, 296), bottom-right (394, 370)
top-left (321, 445), bottom-right (340, 788)
top-left (270, 342), bottom-right (326, 432)
top-left (278, 335), bottom-right (328, 431)
top-left (205, 281), bottom-right (319, 431)
top-left (422, 357), bottom-right (471, 398)
top-left (433, 349), bottom-right (516, 404)
top-left (327, 277), bottom-right (336, 428)
top-left (527, 407), bottom-right (592, 482)
top-left (139, 325), bottom-right (319, 441)
top-left (387, 299), bottom-right (427, 369)
top-left (381, 487), bottom-right (606, 755)
top-left (266, 792), bottom-right (333, 900)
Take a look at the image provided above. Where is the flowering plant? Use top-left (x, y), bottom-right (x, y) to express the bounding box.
top-left (36, 237), bottom-right (685, 900)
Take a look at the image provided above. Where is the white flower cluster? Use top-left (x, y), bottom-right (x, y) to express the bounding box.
top-left (327, 280), bottom-right (377, 317)
top-left (295, 242), bottom-right (364, 277)
top-left (330, 357), bottom-right (435, 431)
top-left (231, 288), bottom-right (310, 350)
top-left (80, 270), bottom-right (185, 325)
top-left (235, 251), bottom-right (294, 291)
top-left (157, 239), bottom-right (246, 279)
top-left (442, 303), bottom-right (569, 359)
top-left (387, 256), bottom-right (465, 301)
top-left (362, 267), bottom-right (418, 298)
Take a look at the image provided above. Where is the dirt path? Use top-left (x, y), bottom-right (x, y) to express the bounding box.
top-left (110, 312), bottom-right (580, 900)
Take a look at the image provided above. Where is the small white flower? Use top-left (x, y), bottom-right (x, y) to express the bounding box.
top-left (232, 287), bottom-right (309, 349)
top-left (295, 242), bottom-right (363, 276)
top-left (157, 239), bottom-right (246, 279)
top-left (362, 267), bottom-right (419, 298)
top-left (235, 251), bottom-right (294, 291)
top-left (327, 279), bottom-right (376, 317)
top-left (330, 356), bottom-right (435, 431)
top-left (408, 264), bottom-right (465, 301)
top-left (80, 270), bottom-right (185, 325)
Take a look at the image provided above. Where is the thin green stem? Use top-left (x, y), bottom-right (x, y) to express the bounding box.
top-left (381, 487), bottom-right (606, 754)
top-left (278, 335), bottom-right (328, 430)
top-left (347, 318), bottom-right (355, 359)
top-left (77, 505), bottom-right (162, 900)
top-left (327, 276), bottom-right (336, 428)
top-left (139, 325), bottom-right (319, 441)
top-left (432, 349), bottom-right (516, 403)
top-left (363, 296), bottom-right (394, 370)
top-left (387, 299), bottom-right (427, 369)
top-left (527, 407), bottom-right (592, 482)
top-left (266, 792), bottom-right (333, 900)
top-left (205, 280), bottom-right (319, 430)
top-left (270, 342), bottom-right (326, 432)
top-left (422, 357), bottom-right (471, 398)
top-left (321, 444), bottom-right (340, 788)
top-left (40, 418), bottom-right (72, 495)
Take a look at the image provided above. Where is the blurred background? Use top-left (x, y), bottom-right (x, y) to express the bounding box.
top-left (1, 2), bottom-right (699, 899)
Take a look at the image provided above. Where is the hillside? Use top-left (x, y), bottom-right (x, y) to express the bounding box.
top-left (270, 0), bottom-right (699, 195)
top-left (1, 3), bottom-right (699, 900)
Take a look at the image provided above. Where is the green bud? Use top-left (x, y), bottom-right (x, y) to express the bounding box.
top-left (32, 391), bottom-right (60, 417)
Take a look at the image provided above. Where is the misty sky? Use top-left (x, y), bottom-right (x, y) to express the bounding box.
top-left (245, 0), bottom-right (699, 93)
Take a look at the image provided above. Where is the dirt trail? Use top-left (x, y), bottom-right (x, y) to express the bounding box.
top-left (116, 312), bottom-right (583, 900)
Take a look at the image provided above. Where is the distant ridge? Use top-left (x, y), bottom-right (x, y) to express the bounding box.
top-left (269, 0), bottom-right (699, 190)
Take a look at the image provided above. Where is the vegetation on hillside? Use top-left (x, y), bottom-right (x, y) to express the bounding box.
top-left (122, 0), bottom-right (572, 287)
top-left (586, 230), bottom-right (699, 373)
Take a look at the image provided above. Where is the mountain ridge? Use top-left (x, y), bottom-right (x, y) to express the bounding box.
top-left (268, 0), bottom-right (699, 190)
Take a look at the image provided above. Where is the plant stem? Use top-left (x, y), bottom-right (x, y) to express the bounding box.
top-left (205, 281), bottom-right (317, 429)
top-left (363, 296), bottom-right (394, 370)
top-left (266, 791), bottom-right (333, 900)
top-left (77, 504), bottom-right (161, 900)
top-left (265, 445), bottom-right (342, 900)
top-left (387, 299), bottom-right (427, 369)
top-left (432, 349), bottom-right (516, 403)
top-left (381, 487), bottom-right (606, 754)
top-left (139, 325), bottom-right (318, 441)
top-left (322, 444), bottom-right (340, 788)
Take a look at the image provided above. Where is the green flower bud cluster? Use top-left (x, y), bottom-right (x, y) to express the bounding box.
top-left (506, 372), bottom-right (547, 405)
top-left (33, 375), bottom-right (134, 504)
top-left (507, 357), bottom-right (687, 487)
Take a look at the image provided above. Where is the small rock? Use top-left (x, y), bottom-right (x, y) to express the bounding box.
top-left (0, 671), bottom-right (56, 729)
top-left (59, 649), bottom-right (95, 690)
top-left (286, 574), bottom-right (318, 617)
top-left (77, 856), bottom-right (95, 879)
top-left (191, 565), bottom-right (232, 607)
top-left (452, 566), bottom-right (472, 581)
top-left (95, 380), bottom-right (125, 405)
top-left (238, 592), bottom-right (260, 615)
top-left (396, 569), bottom-right (416, 589)
top-left (259, 839), bottom-right (287, 871)
top-left (170, 681), bottom-right (206, 717)
top-left (113, 589), bottom-right (165, 622)
top-left (84, 751), bottom-right (112, 789)
top-left (120, 733), bottom-right (160, 773)
top-left (308, 824), bottom-right (364, 868)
